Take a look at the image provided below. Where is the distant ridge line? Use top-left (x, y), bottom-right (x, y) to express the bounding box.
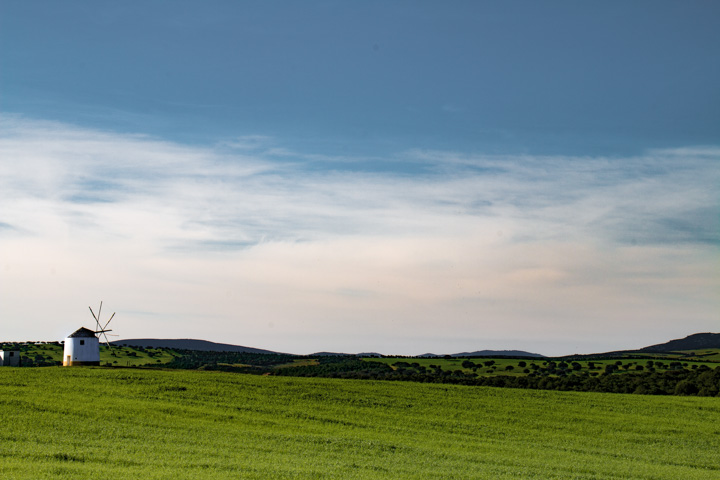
top-left (112, 333), bottom-right (719, 357)
top-left (113, 338), bottom-right (281, 354)
top-left (559, 332), bottom-right (720, 359)
top-left (638, 332), bottom-right (720, 353)
top-left (420, 350), bottom-right (544, 358)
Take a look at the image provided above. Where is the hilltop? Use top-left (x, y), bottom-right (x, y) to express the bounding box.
top-left (561, 332), bottom-right (720, 360)
top-left (638, 333), bottom-right (720, 353)
top-left (112, 338), bottom-right (279, 354)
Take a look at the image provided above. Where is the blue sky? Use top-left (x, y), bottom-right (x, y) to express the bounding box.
top-left (1, 1), bottom-right (718, 355)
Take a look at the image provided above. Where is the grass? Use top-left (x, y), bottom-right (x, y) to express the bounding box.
top-left (0, 367), bottom-right (719, 479)
top-left (100, 345), bottom-right (179, 366)
top-left (673, 349), bottom-right (720, 362)
top-left (273, 358), bottom-right (320, 369)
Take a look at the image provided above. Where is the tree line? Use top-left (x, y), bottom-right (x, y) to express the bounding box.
top-left (271, 357), bottom-right (720, 397)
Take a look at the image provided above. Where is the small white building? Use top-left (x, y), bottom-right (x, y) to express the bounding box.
top-left (0, 350), bottom-right (20, 367)
top-left (63, 327), bottom-right (100, 366)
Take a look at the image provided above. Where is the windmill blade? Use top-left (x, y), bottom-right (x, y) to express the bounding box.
top-left (89, 306), bottom-right (102, 331)
top-left (103, 312), bottom-right (116, 330)
top-left (89, 301), bottom-right (117, 352)
top-left (101, 331), bottom-right (114, 351)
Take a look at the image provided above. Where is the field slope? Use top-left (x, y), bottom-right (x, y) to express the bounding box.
top-left (0, 368), bottom-right (718, 479)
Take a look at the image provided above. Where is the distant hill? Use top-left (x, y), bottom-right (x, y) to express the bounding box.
top-left (113, 338), bottom-right (280, 354)
top-left (560, 332), bottom-right (720, 359)
top-left (457, 350), bottom-right (544, 358)
top-left (638, 333), bottom-right (720, 353)
top-left (420, 350), bottom-right (544, 358)
top-left (112, 333), bottom-right (719, 358)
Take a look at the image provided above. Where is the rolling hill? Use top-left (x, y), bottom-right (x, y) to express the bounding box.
top-left (637, 332), bottom-right (720, 353)
top-left (112, 338), bottom-right (280, 354)
top-left (111, 333), bottom-right (720, 358)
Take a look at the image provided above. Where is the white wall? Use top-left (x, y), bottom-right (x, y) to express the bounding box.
top-left (63, 337), bottom-right (100, 366)
top-left (0, 350), bottom-right (20, 367)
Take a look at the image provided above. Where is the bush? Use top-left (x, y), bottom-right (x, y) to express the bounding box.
top-left (674, 380), bottom-right (699, 396)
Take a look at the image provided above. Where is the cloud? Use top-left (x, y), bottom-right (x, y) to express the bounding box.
top-left (219, 135), bottom-right (275, 151)
top-left (0, 116), bottom-right (718, 354)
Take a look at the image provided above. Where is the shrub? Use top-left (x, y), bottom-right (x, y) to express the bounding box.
top-left (674, 380), bottom-right (699, 396)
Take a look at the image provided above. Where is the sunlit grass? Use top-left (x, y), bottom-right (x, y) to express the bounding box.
top-left (0, 368), bottom-right (718, 479)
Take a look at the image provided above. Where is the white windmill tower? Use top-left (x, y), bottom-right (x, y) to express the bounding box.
top-left (63, 302), bottom-right (117, 366)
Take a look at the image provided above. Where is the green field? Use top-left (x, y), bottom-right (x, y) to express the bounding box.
top-left (0, 368), bottom-right (718, 479)
top-left (674, 349), bottom-right (720, 362)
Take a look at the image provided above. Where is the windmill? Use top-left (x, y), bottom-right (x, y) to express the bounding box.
top-left (63, 302), bottom-right (118, 366)
top-left (88, 301), bottom-right (118, 351)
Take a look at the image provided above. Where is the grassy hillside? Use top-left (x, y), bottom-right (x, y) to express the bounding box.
top-left (1, 342), bottom-right (178, 367)
top-left (674, 349), bottom-right (720, 362)
top-left (0, 368), bottom-right (718, 479)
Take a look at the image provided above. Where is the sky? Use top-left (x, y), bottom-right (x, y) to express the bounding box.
top-left (1, 1), bottom-right (718, 356)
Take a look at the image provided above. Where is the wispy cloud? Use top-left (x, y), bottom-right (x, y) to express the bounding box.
top-left (1, 116), bottom-right (718, 354)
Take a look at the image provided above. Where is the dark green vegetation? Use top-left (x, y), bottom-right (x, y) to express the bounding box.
top-left (4, 343), bottom-right (720, 397)
top-left (164, 349), bottom-right (310, 371)
top-left (153, 348), bottom-right (720, 397)
top-left (1, 368), bottom-right (719, 479)
top-left (353, 357), bottom-right (720, 396)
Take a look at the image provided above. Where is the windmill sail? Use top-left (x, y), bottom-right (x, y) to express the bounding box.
top-left (89, 302), bottom-right (117, 350)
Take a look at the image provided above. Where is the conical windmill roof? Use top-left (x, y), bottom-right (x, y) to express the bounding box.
top-left (67, 327), bottom-right (97, 338)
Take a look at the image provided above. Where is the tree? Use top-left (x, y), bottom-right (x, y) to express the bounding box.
top-left (674, 380), bottom-right (699, 396)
